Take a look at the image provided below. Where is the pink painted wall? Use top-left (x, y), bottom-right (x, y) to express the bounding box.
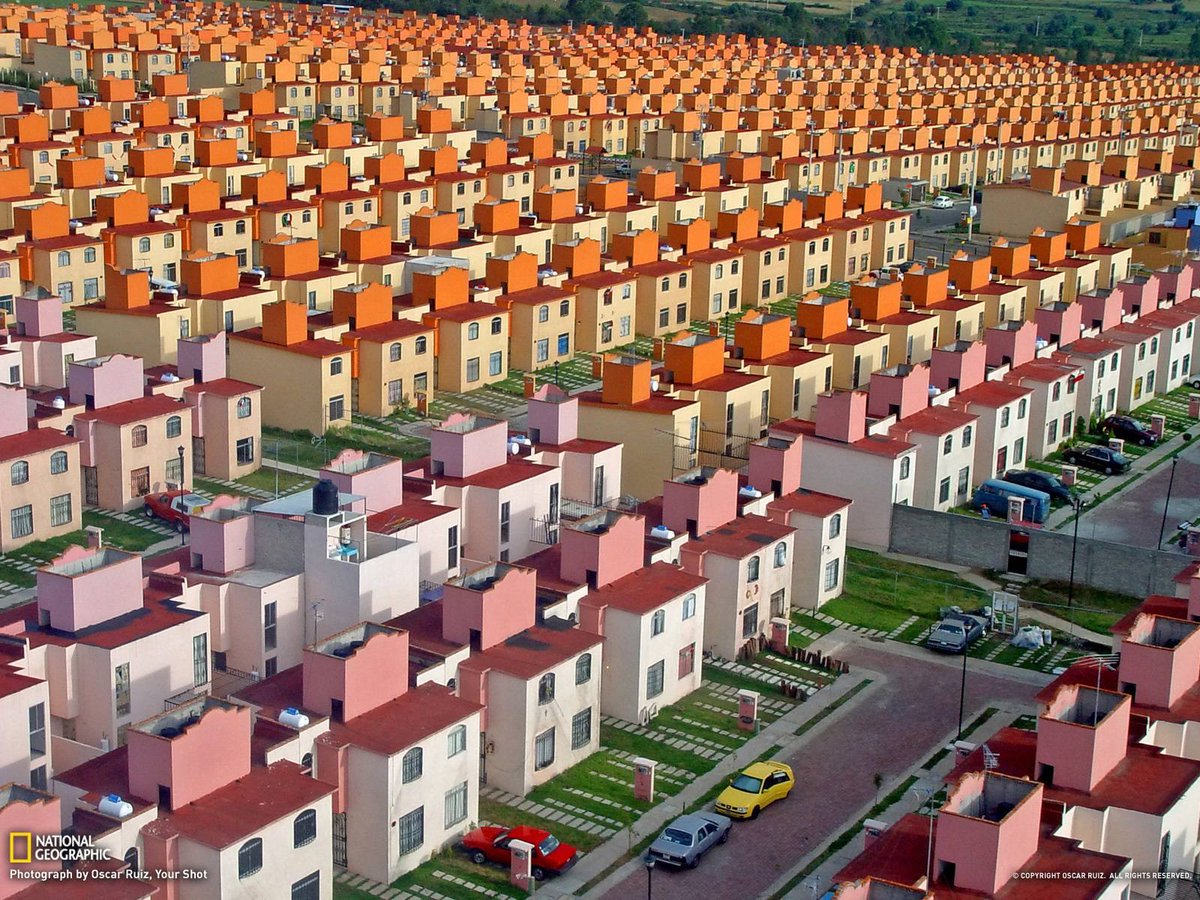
top-left (0, 789), bottom-right (62, 898)
top-left (139, 824), bottom-right (180, 900)
top-left (1185, 256), bottom-right (1200, 289)
top-left (430, 414), bottom-right (508, 478)
top-left (456, 665), bottom-right (490, 730)
top-left (36, 546), bottom-right (143, 632)
top-left (14, 294), bottom-right (62, 338)
top-left (0, 385), bottom-right (26, 439)
top-left (313, 734), bottom-right (348, 813)
top-left (176, 332), bottom-right (226, 383)
top-left (302, 624), bottom-right (410, 721)
top-left (1189, 576), bottom-right (1200, 620)
top-left (867, 364), bottom-right (930, 420)
top-left (127, 702), bottom-right (253, 810)
top-left (442, 564), bottom-right (536, 650)
top-left (747, 435), bottom-right (803, 496)
top-left (577, 601), bottom-right (604, 637)
top-left (930, 341), bottom-right (986, 392)
top-left (1035, 685), bottom-right (1131, 792)
top-left (560, 512), bottom-right (644, 588)
top-left (1035, 303), bottom-right (1083, 346)
top-left (985, 321), bottom-right (1037, 369)
top-left (189, 496), bottom-right (254, 575)
top-left (662, 466), bottom-right (738, 536)
top-left (935, 773), bottom-right (1042, 894)
top-left (814, 390), bottom-right (867, 444)
top-left (321, 449), bottom-right (405, 512)
top-left (67, 354), bottom-right (144, 409)
top-left (1123, 274), bottom-right (1160, 317)
top-left (527, 385), bottom-right (579, 446)
top-left (1117, 614), bottom-right (1200, 708)
top-left (1080, 289), bottom-right (1124, 332)
top-left (1158, 266), bottom-right (1194, 305)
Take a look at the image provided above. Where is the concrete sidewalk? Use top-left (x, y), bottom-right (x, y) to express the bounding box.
top-left (535, 672), bottom-right (872, 899)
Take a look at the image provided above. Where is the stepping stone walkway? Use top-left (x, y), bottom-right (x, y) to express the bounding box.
top-left (334, 869), bottom-right (413, 899)
top-left (480, 787), bottom-right (616, 837)
top-left (708, 658), bottom-right (821, 694)
top-left (886, 615), bottom-right (920, 639)
top-left (602, 716), bottom-right (724, 759)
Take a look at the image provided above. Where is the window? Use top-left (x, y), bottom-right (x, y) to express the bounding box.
top-left (499, 501), bottom-right (510, 543)
top-left (962, 425), bottom-right (973, 448)
top-left (329, 395), bottom-right (344, 422)
top-left (899, 456), bottom-right (911, 480)
top-left (330, 356), bottom-right (343, 376)
top-left (164, 233), bottom-right (175, 249)
top-left (415, 336), bottom-right (427, 354)
top-left (646, 660), bottom-right (665, 699)
top-left (57, 251), bottom-right (69, 268)
top-left (166, 455), bottom-right (183, 485)
top-left (264, 602), bottom-right (277, 652)
top-left (398, 807), bottom-right (424, 855)
top-left (1000, 407), bottom-right (1011, 428)
top-left (166, 416), bottom-right (182, 438)
top-left (467, 322), bottom-right (480, 341)
top-left (29, 702), bottom-right (45, 757)
top-left (233, 395), bottom-right (253, 420)
top-left (491, 316), bottom-right (503, 335)
top-left (193, 633), bottom-right (208, 687)
top-left (679, 644), bottom-right (695, 678)
top-left (132, 425), bottom-right (148, 448)
top-left (571, 709), bottom-right (591, 749)
top-left (774, 542), bottom-right (788, 568)
top-left (291, 872), bottom-right (320, 900)
top-left (939, 477), bottom-right (951, 504)
top-left (444, 781), bottom-right (468, 827)
top-left (943, 435), bottom-right (953, 455)
top-left (115, 663), bottom-right (130, 716)
top-left (575, 653), bottom-right (592, 684)
top-left (650, 609), bottom-right (666, 636)
top-left (84, 247), bottom-right (96, 264)
top-left (488, 351), bottom-right (503, 377)
top-left (447, 724), bottom-right (467, 758)
top-left (138, 237), bottom-right (152, 254)
top-left (747, 556), bottom-right (760, 583)
top-left (236, 437), bottom-right (255, 465)
top-left (1014, 437), bottom-right (1025, 464)
top-left (402, 747), bottom-right (424, 783)
top-left (236, 220), bottom-right (247, 235)
top-left (238, 839), bottom-right (263, 879)
top-left (10, 505), bottom-right (32, 539)
top-left (447, 525), bottom-right (458, 570)
top-left (293, 810), bottom-right (317, 848)
top-left (682, 593), bottom-right (697, 620)
top-left (824, 558), bottom-right (840, 591)
top-left (10, 460), bottom-right (27, 484)
top-left (389, 342), bottom-right (402, 363)
top-left (50, 494), bottom-right (72, 528)
top-left (1017, 398), bottom-right (1027, 420)
top-left (538, 673), bottom-right (555, 705)
top-left (466, 357), bottom-right (480, 383)
top-left (535, 729), bottom-right (555, 770)
top-left (829, 513), bottom-right (842, 539)
top-left (741, 604), bottom-right (759, 639)
top-left (50, 451), bottom-right (68, 474)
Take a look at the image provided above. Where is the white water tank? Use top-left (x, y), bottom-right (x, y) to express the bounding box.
top-left (51, 396), bottom-right (65, 409)
top-left (99, 794), bottom-right (133, 819)
top-left (650, 524), bottom-right (675, 540)
top-left (739, 486), bottom-right (762, 499)
top-left (279, 707), bottom-right (310, 729)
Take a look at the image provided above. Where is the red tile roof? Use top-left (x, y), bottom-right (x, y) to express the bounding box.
top-left (460, 623), bottom-right (601, 680)
top-left (75, 393), bottom-right (186, 426)
top-left (581, 561), bottom-right (706, 615)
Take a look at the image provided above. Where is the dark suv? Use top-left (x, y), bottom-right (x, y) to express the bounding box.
top-left (1003, 469), bottom-right (1074, 504)
top-left (1101, 415), bottom-right (1158, 447)
top-left (1062, 445), bottom-right (1131, 475)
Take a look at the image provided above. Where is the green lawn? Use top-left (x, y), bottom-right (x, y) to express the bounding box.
top-left (332, 884), bottom-right (379, 900)
top-left (262, 425), bottom-right (429, 470)
top-left (0, 511), bottom-right (167, 589)
top-left (235, 467), bottom-right (315, 497)
top-left (1015, 580), bottom-right (1139, 635)
top-left (479, 797), bottom-right (603, 851)
top-left (390, 847), bottom-right (524, 899)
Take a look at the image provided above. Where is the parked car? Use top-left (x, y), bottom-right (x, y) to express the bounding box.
top-left (925, 619), bottom-right (972, 654)
top-left (714, 761), bottom-right (794, 819)
top-left (943, 610), bottom-right (988, 643)
top-left (460, 825), bottom-right (578, 880)
top-left (931, 195), bottom-right (954, 209)
top-left (1003, 469), bottom-right (1074, 504)
top-left (644, 813), bottom-right (732, 869)
top-left (143, 491), bottom-right (209, 532)
top-left (1100, 415), bottom-right (1158, 447)
top-left (1061, 445), bottom-right (1132, 475)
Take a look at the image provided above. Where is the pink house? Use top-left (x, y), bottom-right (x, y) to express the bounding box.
top-left (11, 289), bottom-right (96, 390)
top-left (1035, 300), bottom-right (1083, 347)
top-left (1035, 685), bottom-right (1131, 791)
top-left (527, 385), bottom-right (623, 510)
top-left (984, 319), bottom-right (1037, 370)
top-left (1114, 614), bottom-right (1200, 709)
top-left (1078, 286), bottom-right (1127, 333)
top-left (178, 332), bottom-right (262, 482)
top-left (1120, 273), bottom-right (1160, 317)
top-left (929, 340), bottom-right (986, 393)
top-left (1157, 264), bottom-right (1194, 305)
top-left (0, 785), bottom-right (70, 900)
top-left (867, 363), bottom-right (930, 420)
top-left (320, 448), bottom-right (406, 513)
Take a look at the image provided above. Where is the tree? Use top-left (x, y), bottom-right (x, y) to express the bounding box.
top-left (615, 0), bottom-right (648, 28)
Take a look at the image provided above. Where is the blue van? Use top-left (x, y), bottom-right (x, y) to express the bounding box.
top-left (971, 479), bottom-right (1051, 524)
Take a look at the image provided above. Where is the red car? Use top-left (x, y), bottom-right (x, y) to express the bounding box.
top-left (460, 824), bottom-right (578, 880)
top-left (143, 491), bottom-right (209, 532)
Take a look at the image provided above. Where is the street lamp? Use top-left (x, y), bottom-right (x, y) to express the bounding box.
top-left (957, 644), bottom-right (968, 741)
top-left (643, 856), bottom-right (655, 900)
top-left (1066, 493), bottom-right (1091, 643)
top-left (910, 787), bottom-right (935, 886)
top-left (1158, 433), bottom-right (1193, 550)
top-left (177, 444), bottom-right (186, 545)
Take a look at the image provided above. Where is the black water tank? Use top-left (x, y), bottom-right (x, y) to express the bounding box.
top-left (312, 479), bottom-right (339, 515)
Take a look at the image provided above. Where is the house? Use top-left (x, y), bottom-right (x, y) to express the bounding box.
top-left (0, 386), bottom-right (79, 551)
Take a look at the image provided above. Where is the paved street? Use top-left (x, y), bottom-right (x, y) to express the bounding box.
top-left (597, 637), bottom-right (1045, 900)
top-left (1067, 436), bottom-right (1200, 549)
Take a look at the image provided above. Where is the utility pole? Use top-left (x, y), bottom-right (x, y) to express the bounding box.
top-left (966, 142), bottom-right (979, 243)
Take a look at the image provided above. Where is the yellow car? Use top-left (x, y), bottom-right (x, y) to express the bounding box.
top-left (714, 761), bottom-right (794, 820)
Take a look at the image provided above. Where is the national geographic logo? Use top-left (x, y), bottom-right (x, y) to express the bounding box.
top-left (8, 832), bottom-right (111, 865)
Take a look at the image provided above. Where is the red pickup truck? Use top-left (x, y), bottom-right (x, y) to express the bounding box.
top-left (143, 491), bottom-right (209, 532)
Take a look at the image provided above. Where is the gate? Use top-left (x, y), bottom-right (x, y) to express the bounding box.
top-left (333, 812), bottom-right (347, 867)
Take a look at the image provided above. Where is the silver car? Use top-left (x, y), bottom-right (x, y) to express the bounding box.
top-left (644, 812), bottom-right (732, 869)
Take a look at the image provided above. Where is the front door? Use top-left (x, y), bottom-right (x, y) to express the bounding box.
top-left (332, 812), bottom-right (347, 867)
top-left (192, 437), bottom-right (206, 476)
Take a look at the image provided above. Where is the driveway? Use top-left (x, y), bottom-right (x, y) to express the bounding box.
top-left (598, 638), bottom-right (1044, 900)
top-left (1066, 438), bottom-right (1200, 550)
